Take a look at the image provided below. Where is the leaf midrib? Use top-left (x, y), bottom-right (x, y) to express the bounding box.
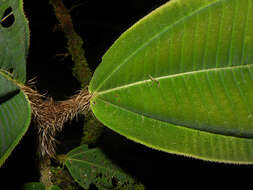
top-left (66, 157), bottom-right (121, 174)
top-left (94, 0), bottom-right (230, 92)
top-left (95, 94), bottom-right (253, 139)
top-left (95, 63), bottom-right (253, 96)
top-left (67, 158), bottom-right (109, 171)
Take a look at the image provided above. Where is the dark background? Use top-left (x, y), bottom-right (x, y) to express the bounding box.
top-left (1, 0), bottom-right (253, 189)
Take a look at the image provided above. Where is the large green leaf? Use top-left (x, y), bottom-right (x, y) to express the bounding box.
top-left (0, 0), bottom-right (29, 83)
top-left (65, 145), bottom-right (135, 190)
top-left (0, 71), bottom-right (31, 166)
top-left (89, 0), bottom-right (253, 163)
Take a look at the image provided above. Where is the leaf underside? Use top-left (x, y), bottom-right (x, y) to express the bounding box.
top-left (89, 0), bottom-right (253, 163)
top-left (65, 145), bottom-right (135, 190)
top-left (0, 72), bottom-right (31, 166)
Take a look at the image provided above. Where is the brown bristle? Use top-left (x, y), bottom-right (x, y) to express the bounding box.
top-left (20, 84), bottom-right (92, 158)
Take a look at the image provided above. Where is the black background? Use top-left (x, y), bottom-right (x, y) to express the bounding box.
top-left (1, 0), bottom-right (252, 189)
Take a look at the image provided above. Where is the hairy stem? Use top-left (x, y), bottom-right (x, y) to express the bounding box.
top-left (20, 84), bottom-right (92, 158)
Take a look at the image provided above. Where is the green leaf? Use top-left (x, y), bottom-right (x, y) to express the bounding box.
top-left (0, 71), bottom-right (31, 166)
top-left (89, 0), bottom-right (253, 163)
top-left (0, 0), bottom-right (30, 83)
top-left (65, 144), bottom-right (135, 190)
top-left (0, 0), bottom-right (31, 166)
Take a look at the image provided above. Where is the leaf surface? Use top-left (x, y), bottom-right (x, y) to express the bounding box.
top-left (0, 0), bottom-right (30, 83)
top-left (89, 0), bottom-right (253, 163)
top-left (0, 71), bottom-right (31, 166)
top-left (65, 145), bottom-right (135, 190)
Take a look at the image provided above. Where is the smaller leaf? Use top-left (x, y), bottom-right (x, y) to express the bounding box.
top-left (65, 145), bottom-right (135, 190)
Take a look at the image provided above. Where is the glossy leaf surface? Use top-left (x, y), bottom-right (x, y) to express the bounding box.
top-left (0, 72), bottom-right (31, 166)
top-left (65, 145), bottom-right (135, 189)
top-left (89, 0), bottom-right (253, 163)
top-left (0, 0), bottom-right (30, 83)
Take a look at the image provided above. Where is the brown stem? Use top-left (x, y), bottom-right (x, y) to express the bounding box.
top-left (20, 84), bottom-right (92, 158)
top-left (49, 0), bottom-right (92, 87)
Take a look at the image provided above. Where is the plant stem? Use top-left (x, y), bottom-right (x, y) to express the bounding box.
top-left (49, 0), bottom-right (92, 87)
top-left (20, 84), bottom-right (92, 158)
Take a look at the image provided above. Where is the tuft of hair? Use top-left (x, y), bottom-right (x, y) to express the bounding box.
top-left (20, 83), bottom-right (92, 158)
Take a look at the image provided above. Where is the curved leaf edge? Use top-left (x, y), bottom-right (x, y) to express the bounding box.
top-left (0, 71), bottom-right (32, 167)
top-left (90, 98), bottom-right (253, 165)
top-left (88, 0), bottom-right (253, 164)
top-left (19, 0), bottom-right (31, 73)
top-left (89, 0), bottom-right (234, 93)
top-left (0, 0), bottom-right (30, 83)
top-left (123, 132), bottom-right (253, 165)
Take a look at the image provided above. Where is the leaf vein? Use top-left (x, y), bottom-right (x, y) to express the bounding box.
top-left (94, 0), bottom-right (232, 92)
top-left (96, 64), bottom-right (253, 95)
